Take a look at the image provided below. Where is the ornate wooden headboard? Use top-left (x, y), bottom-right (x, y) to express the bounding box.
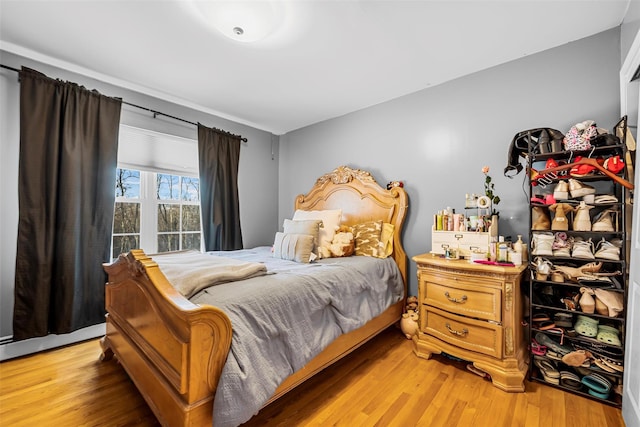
top-left (294, 165), bottom-right (409, 286)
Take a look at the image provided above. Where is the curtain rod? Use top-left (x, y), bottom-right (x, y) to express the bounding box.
top-left (0, 63), bottom-right (248, 143)
top-left (121, 101), bottom-right (248, 142)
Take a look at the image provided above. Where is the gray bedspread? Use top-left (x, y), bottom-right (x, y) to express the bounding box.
top-left (186, 246), bottom-right (404, 427)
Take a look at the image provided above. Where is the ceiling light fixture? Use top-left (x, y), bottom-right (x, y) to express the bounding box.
top-left (189, 1), bottom-right (284, 43)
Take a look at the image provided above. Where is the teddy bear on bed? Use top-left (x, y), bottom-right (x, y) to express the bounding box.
top-left (318, 225), bottom-right (355, 258)
top-left (328, 225), bottom-right (355, 257)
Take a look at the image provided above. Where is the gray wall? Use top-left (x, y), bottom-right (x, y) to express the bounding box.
top-left (279, 28), bottom-right (622, 297)
top-left (0, 26), bottom-right (626, 349)
top-left (0, 51), bottom-right (279, 341)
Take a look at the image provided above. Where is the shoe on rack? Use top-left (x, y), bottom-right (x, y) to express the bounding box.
top-left (582, 373), bottom-right (612, 399)
top-left (594, 238), bottom-right (621, 260)
top-left (550, 203), bottom-right (574, 231)
top-left (594, 194), bottom-right (618, 204)
top-left (531, 233), bottom-right (554, 256)
top-left (534, 356), bottom-right (560, 385)
top-left (552, 232), bottom-right (572, 257)
top-left (568, 179), bottom-right (596, 198)
top-left (597, 325), bottom-right (621, 346)
top-left (532, 206), bottom-right (551, 230)
top-left (532, 256), bottom-right (553, 280)
top-left (553, 180), bottom-right (569, 200)
top-left (594, 288), bottom-right (624, 318)
top-left (572, 238), bottom-right (595, 259)
top-left (535, 332), bottom-right (572, 355)
top-left (575, 313), bottom-right (598, 335)
top-left (579, 289), bottom-right (597, 315)
top-left (573, 201), bottom-right (594, 231)
top-left (592, 209), bottom-right (617, 232)
top-left (531, 194), bottom-right (557, 205)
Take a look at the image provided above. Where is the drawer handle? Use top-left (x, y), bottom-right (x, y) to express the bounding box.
top-left (445, 323), bottom-right (468, 337)
top-left (444, 291), bottom-right (467, 303)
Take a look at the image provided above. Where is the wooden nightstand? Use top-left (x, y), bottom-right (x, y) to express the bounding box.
top-left (412, 254), bottom-right (528, 392)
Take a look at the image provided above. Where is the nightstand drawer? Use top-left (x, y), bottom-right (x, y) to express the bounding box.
top-left (422, 278), bottom-right (501, 322)
top-left (431, 231), bottom-right (493, 258)
top-left (421, 305), bottom-right (503, 359)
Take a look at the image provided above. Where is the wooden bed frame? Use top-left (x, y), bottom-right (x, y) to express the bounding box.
top-left (100, 165), bottom-right (409, 427)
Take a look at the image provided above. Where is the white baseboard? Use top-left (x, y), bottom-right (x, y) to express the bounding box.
top-left (0, 323), bottom-right (105, 361)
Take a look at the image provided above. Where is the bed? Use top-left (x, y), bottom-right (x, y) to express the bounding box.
top-left (99, 165), bottom-right (409, 427)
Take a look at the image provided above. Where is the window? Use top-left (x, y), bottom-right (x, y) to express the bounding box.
top-left (111, 168), bottom-right (201, 259)
top-left (112, 169), bottom-right (141, 258)
top-left (156, 173), bottom-right (201, 252)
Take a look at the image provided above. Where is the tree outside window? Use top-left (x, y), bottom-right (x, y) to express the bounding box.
top-left (111, 169), bottom-right (201, 259)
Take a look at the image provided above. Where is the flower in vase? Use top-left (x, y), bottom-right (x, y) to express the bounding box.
top-left (482, 166), bottom-right (500, 216)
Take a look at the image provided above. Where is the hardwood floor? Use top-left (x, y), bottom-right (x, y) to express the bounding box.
top-left (0, 327), bottom-right (625, 427)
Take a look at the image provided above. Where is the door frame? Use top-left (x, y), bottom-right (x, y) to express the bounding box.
top-left (619, 27), bottom-right (640, 427)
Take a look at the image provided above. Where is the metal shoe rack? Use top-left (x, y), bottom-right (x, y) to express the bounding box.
top-left (526, 117), bottom-right (630, 407)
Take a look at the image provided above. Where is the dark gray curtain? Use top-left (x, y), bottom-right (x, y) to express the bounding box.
top-left (197, 123), bottom-right (243, 251)
top-left (13, 67), bottom-right (122, 341)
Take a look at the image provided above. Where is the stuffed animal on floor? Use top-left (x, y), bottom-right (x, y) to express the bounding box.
top-left (328, 225), bottom-right (355, 257)
top-left (400, 310), bottom-right (419, 339)
top-left (399, 296), bottom-right (419, 339)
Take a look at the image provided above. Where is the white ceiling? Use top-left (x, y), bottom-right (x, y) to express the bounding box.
top-left (0, 1), bottom-right (631, 135)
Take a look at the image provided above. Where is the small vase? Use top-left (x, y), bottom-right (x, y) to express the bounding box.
top-left (514, 235), bottom-right (524, 254)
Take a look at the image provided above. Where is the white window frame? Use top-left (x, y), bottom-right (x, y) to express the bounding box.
top-left (112, 168), bottom-right (203, 256)
top-left (112, 125), bottom-right (202, 257)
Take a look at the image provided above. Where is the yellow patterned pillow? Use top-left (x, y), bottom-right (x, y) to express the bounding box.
top-left (353, 220), bottom-right (384, 257)
top-left (380, 222), bottom-right (395, 258)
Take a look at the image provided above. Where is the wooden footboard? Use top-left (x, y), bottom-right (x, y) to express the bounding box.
top-left (102, 249), bottom-right (232, 427)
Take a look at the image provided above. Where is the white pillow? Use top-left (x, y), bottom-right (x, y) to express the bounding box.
top-left (283, 218), bottom-right (322, 254)
top-left (292, 209), bottom-right (342, 250)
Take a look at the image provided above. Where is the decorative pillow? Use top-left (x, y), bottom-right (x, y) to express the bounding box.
top-left (283, 219), bottom-right (322, 254)
top-left (272, 232), bottom-right (315, 263)
top-left (292, 209), bottom-right (342, 255)
top-left (380, 222), bottom-right (395, 258)
top-left (353, 220), bottom-right (384, 257)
